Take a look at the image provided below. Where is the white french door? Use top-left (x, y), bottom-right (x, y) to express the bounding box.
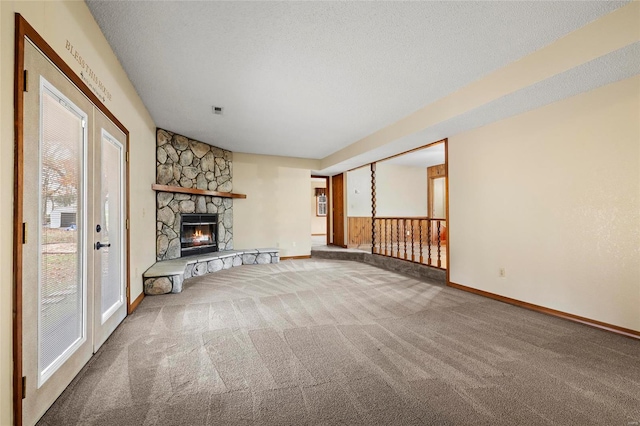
top-left (93, 114), bottom-right (127, 351)
top-left (21, 40), bottom-right (128, 425)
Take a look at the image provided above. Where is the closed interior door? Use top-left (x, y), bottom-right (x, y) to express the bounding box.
top-left (21, 40), bottom-right (127, 425)
top-left (332, 173), bottom-right (345, 246)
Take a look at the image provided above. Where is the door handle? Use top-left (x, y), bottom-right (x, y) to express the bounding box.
top-left (95, 241), bottom-right (111, 250)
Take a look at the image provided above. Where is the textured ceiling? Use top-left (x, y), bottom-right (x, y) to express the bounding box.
top-left (384, 143), bottom-right (445, 169)
top-left (317, 41), bottom-right (640, 175)
top-left (87, 1), bottom-right (627, 161)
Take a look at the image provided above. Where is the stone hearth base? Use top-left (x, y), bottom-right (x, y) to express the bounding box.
top-left (143, 249), bottom-right (279, 295)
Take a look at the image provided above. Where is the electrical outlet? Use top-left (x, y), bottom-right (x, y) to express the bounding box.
top-left (499, 268), bottom-right (506, 278)
top-left (292, 242), bottom-right (296, 247)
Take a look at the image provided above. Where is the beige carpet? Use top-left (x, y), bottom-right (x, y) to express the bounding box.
top-left (40, 259), bottom-right (640, 425)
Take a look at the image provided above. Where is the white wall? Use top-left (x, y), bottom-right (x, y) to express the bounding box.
top-left (346, 167), bottom-right (372, 217)
top-left (376, 163), bottom-right (428, 217)
top-left (232, 153), bottom-right (319, 257)
top-left (347, 163), bottom-right (428, 218)
top-left (1, 2), bottom-right (157, 423)
top-left (449, 75), bottom-right (640, 332)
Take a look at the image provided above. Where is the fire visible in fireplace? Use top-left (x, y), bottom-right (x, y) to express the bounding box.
top-left (186, 227), bottom-right (209, 244)
top-left (181, 214), bottom-right (218, 257)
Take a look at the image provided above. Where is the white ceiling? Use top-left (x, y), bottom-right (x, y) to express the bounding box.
top-left (86, 1), bottom-right (628, 162)
top-left (317, 40), bottom-right (640, 175)
top-left (384, 143), bottom-right (445, 169)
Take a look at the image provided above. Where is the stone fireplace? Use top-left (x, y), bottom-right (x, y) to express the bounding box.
top-left (180, 213), bottom-right (218, 257)
top-left (156, 129), bottom-right (233, 261)
top-left (146, 128), bottom-right (279, 295)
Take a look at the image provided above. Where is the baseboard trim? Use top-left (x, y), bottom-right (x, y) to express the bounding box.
top-left (281, 255), bottom-right (312, 260)
top-left (128, 291), bottom-right (145, 314)
top-left (447, 281), bottom-right (640, 340)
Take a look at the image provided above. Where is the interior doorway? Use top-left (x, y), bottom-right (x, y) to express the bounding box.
top-left (310, 176), bottom-right (329, 247)
top-left (428, 164), bottom-right (446, 218)
top-left (367, 140), bottom-right (448, 268)
top-left (427, 163), bottom-right (447, 246)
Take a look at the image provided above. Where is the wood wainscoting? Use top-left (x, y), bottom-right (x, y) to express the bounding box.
top-left (348, 217), bottom-right (372, 248)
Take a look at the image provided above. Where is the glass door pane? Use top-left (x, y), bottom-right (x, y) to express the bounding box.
top-left (39, 82), bottom-right (87, 385)
top-left (99, 130), bottom-right (125, 323)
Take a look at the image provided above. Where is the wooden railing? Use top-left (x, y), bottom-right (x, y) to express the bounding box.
top-left (372, 217), bottom-right (447, 269)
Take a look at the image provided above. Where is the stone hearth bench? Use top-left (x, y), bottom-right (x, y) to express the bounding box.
top-left (143, 249), bottom-right (279, 295)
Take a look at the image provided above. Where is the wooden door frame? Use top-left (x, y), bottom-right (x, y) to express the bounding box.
top-left (13, 14), bottom-right (131, 425)
top-left (331, 173), bottom-right (347, 248)
top-left (311, 175), bottom-right (330, 245)
top-left (444, 139), bottom-right (450, 286)
top-left (427, 164), bottom-right (446, 218)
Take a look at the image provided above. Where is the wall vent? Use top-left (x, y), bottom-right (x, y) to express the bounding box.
top-left (212, 106), bottom-right (224, 115)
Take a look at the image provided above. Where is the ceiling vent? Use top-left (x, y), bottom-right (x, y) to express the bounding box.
top-left (212, 106), bottom-right (224, 115)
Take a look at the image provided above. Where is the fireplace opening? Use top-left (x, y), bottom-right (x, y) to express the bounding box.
top-left (180, 213), bottom-right (218, 257)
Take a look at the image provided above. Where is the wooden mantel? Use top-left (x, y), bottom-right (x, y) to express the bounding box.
top-left (152, 184), bottom-right (247, 199)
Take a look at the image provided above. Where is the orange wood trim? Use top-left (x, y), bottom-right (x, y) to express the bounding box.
top-left (444, 139), bottom-right (450, 286)
top-left (14, 15), bottom-right (134, 425)
top-left (126, 141), bottom-right (131, 316)
top-left (427, 164), bottom-right (446, 179)
top-left (346, 139), bottom-right (447, 172)
top-left (377, 139), bottom-right (446, 164)
top-left (128, 291), bottom-right (145, 314)
top-left (152, 183), bottom-right (247, 199)
top-left (311, 175), bottom-right (330, 245)
top-left (18, 15), bottom-right (127, 135)
top-left (371, 162), bottom-right (376, 255)
top-left (13, 13), bottom-right (26, 426)
top-left (280, 255), bottom-right (312, 260)
top-left (324, 177), bottom-right (330, 244)
top-left (327, 178), bottom-right (330, 246)
top-left (427, 163), bottom-right (446, 219)
top-left (311, 233), bottom-right (326, 236)
top-left (346, 163), bottom-right (371, 173)
top-left (447, 281), bottom-right (640, 340)
top-left (331, 174), bottom-right (345, 246)
top-left (372, 217), bottom-right (447, 269)
top-left (375, 216), bottom-right (446, 221)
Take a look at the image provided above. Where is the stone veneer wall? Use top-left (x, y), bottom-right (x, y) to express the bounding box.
top-left (156, 129), bottom-right (233, 261)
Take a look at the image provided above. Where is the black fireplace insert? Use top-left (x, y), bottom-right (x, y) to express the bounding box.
top-left (180, 213), bottom-right (218, 257)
